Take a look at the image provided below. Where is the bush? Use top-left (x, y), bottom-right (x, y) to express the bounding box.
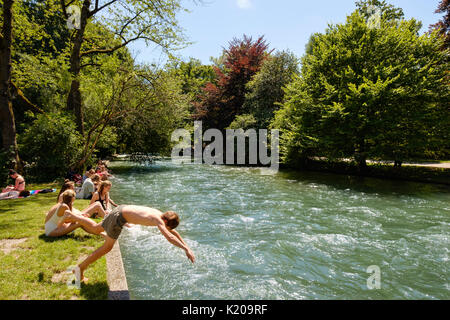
top-left (18, 113), bottom-right (84, 182)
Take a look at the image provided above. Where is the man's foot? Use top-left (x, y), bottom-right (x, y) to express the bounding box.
top-left (72, 266), bottom-right (89, 283)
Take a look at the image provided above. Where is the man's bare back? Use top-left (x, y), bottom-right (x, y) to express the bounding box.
top-left (120, 205), bottom-right (164, 227)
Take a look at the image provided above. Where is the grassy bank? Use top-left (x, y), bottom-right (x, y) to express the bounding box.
top-left (0, 184), bottom-right (108, 300)
top-left (281, 159), bottom-right (450, 186)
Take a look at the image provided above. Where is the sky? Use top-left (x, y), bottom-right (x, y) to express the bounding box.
top-left (129, 0), bottom-right (443, 66)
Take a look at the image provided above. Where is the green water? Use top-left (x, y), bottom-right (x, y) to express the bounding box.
top-left (109, 161), bottom-right (449, 299)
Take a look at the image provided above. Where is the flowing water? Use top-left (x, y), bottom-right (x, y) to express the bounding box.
top-left (109, 160), bottom-right (449, 300)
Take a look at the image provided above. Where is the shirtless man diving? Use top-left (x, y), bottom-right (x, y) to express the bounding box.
top-left (70, 205), bottom-right (196, 282)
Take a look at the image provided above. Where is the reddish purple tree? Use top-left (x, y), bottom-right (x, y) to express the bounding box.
top-left (430, 0), bottom-right (450, 49)
top-left (195, 35), bottom-right (271, 130)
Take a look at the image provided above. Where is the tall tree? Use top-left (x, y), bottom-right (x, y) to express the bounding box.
top-left (0, 0), bottom-right (20, 169)
top-left (430, 0), bottom-right (450, 50)
top-left (59, 0), bottom-right (188, 134)
top-left (273, 10), bottom-right (449, 170)
top-left (243, 50), bottom-right (299, 128)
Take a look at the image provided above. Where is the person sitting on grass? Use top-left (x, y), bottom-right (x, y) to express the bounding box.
top-left (71, 205), bottom-right (195, 283)
top-left (57, 180), bottom-right (107, 219)
top-left (57, 180), bottom-right (75, 203)
top-left (76, 172), bottom-right (100, 200)
top-left (97, 164), bottom-right (113, 179)
top-left (90, 180), bottom-right (118, 214)
top-left (2, 169), bottom-right (25, 193)
top-left (45, 190), bottom-right (107, 238)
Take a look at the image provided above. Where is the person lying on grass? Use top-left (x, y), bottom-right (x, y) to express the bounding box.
top-left (71, 205), bottom-right (196, 283)
top-left (45, 190), bottom-right (108, 237)
top-left (0, 190), bottom-right (30, 200)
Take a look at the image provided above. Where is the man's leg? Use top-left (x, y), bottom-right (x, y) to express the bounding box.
top-left (78, 236), bottom-right (116, 281)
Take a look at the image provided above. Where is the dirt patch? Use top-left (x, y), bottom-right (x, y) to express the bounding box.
top-left (82, 246), bottom-right (96, 251)
top-left (51, 271), bottom-right (69, 284)
top-left (0, 238), bottom-right (28, 254)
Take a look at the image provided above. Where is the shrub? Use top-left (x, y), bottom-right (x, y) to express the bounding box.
top-left (18, 113), bottom-right (84, 181)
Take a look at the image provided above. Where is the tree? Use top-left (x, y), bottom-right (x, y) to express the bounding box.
top-left (195, 35), bottom-right (270, 130)
top-left (59, 0), bottom-right (189, 134)
top-left (0, 0), bottom-right (20, 169)
top-left (114, 67), bottom-right (191, 155)
top-left (243, 50), bottom-right (299, 128)
top-left (273, 9), bottom-right (449, 170)
top-left (167, 57), bottom-right (216, 116)
top-left (430, 0), bottom-right (450, 50)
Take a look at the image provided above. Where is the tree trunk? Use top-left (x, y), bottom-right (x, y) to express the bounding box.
top-left (67, 0), bottom-right (91, 135)
top-left (394, 160), bottom-right (402, 168)
top-left (355, 140), bottom-right (367, 172)
top-left (0, 0), bottom-right (20, 170)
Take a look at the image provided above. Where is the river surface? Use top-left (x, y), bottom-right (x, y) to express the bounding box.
top-left (108, 160), bottom-right (449, 299)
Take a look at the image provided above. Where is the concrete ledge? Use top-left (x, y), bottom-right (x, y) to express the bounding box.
top-left (106, 241), bottom-right (130, 300)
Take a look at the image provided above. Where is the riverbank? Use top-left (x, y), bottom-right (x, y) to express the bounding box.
top-left (281, 159), bottom-right (450, 186)
top-left (0, 184), bottom-right (108, 300)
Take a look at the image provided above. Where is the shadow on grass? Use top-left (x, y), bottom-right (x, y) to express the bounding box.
top-left (80, 281), bottom-right (109, 300)
top-left (0, 195), bottom-right (57, 213)
top-left (38, 233), bottom-right (99, 243)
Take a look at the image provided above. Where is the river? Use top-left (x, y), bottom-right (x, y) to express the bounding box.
top-left (108, 160), bottom-right (449, 299)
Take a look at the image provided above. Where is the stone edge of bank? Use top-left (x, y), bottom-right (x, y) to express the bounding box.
top-left (106, 241), bottom-right (130, 300)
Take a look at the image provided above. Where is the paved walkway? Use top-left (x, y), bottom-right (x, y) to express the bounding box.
top-left (366, 160), bottom-right (450, 169)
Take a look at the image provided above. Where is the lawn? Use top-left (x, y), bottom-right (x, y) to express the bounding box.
top-left (0, 184), bottom-right (108, 300)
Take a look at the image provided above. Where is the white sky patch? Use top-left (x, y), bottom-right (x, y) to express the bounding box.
top-left (237, 0), bottom-right (252, 9)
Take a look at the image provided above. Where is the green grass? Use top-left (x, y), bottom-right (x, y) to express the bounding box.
top-left (0, 183), bottom-right (108, 300)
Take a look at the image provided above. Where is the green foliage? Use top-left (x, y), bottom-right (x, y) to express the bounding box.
top-left (274, 9), bottom-right (450, 166)
top-left (114, 69), bottom-right (191, 155)
top-left (244, 50), bottom-right (299, 128)
top-left (168, 58), bottom-right (216, 99)
top-left (18, 113), bottom-right (84, 181)
top-left (94, 126), bottom-right (118, 159)
top-left (228, 114), bottom-right (257, 130)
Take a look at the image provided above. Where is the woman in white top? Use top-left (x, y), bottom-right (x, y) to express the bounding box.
top-left (44, 190), bottom-right (106, 237)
